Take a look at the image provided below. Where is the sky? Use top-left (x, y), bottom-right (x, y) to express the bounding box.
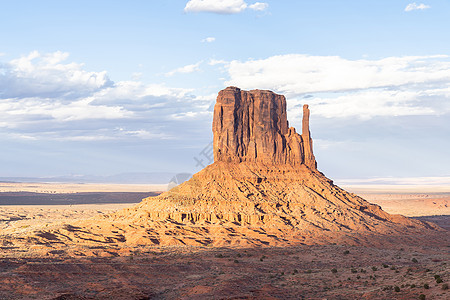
top-left (0, 0), bottom-right (449, 182)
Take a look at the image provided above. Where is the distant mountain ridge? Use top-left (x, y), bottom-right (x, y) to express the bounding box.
top-left (0, 172), bottom-right (181, 184)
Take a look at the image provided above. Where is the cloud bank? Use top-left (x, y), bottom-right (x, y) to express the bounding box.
top-left (224, 54), bottom-right (450, 119)
top-left (0, 52), bottom-right (211, 142)
top-left (184, 0), bottom-right (268, 14)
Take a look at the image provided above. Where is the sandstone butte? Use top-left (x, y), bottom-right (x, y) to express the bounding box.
top-left (10, 87), bottom-right (444, 254)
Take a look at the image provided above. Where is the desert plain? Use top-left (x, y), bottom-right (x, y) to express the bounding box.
top-left (0, 182), bottom-right (448, 300)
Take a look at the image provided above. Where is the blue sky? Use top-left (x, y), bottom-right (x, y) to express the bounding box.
top-left (0, 0), bottom-right (449, 181)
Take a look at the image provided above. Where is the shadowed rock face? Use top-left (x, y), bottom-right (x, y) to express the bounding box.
top-left (213, 87), bottom-right (316, 168)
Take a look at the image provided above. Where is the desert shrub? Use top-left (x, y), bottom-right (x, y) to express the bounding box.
top-left (351, 268), bottom-right (357, 273)
top-left (215, 253), bottom-right (223, 258)
top-left (236, 253), bottom-right (241, 258)
top-left (394, 286), bottom-right (400, 292)
top-left (234, 259), bottom-right (239, 263)
top-left (293, 269), bottom-right (298, 274)
top-left (442, 283), bottom-right (448, 290)
top-left (306, 269), bottom-right (312, 274)
top-left (343, 250), bottom-right (350, 255)
top-left (382, 286), bottom-right (392, 291)
top-left (423, 283), bottom-right (429, 289)
top-left (390, 266), bottom-right (396, 270)
top-left (356, 275), bottom-right (361, 279)
top-left (434, 274), bottom-right (441, 280)
top-left (371, 266), bottom-right (378, 271)
top-left (436, 278), bottom-right (443, 284)
top-left (382, 263), bottom-right (389, 268)
top-left (361, 269), bottom-right (366, 273)
top-left (418, 294), bottom-right (426, 300)
top-left (412, 258), bottom-right (418, 263)
top-left (331, 268), bottom-right (338, 274)
top-left (411, 284), bottom-right (416, 288)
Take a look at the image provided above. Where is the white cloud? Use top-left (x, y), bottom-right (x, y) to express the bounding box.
top-left (184, 0), bottom-right (268, 14)
top-left (1, 51), bottom-right (111, 99)
top-left (248, 2), bottom-right (268, 11)
top-left (0, 96), bottom-right (131, 123)
top-left (224, 54), bottom-right (450, 119)
top-left (165, 62), bottom-right (202, 76)
top-left (201, 37), bottom-right (216, 43)
top-left (308, 90), bottom-right (435, 120)
top-left (405, 3), bottom-right (430, 12)
top-left (208, 59), bottom-right (228, 66)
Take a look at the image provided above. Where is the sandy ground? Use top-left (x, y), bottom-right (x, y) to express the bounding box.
top-left (0, 203), bottom-right (136, 234)
top-left (0, 183), bottom-right (448, 299)
top-left (343, 184), bottom-right (450, 217)
top-left (0, 244), bottom-right (448, 299)
top-left (0, 184), bottom-right (448, 248)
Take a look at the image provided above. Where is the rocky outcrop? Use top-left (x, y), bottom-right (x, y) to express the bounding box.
top-left (213, 87), bottom-right (315, 168)
top-left (17, 87), bottom-right (442, 250)
top-left (103, 87), bottom-right (439, 246)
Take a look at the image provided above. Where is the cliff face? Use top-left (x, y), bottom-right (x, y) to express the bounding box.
top-left (213, 87), bottom-right (316, 168)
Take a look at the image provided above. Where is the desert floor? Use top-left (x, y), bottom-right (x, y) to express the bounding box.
top-left (0, 183), bottom-right (448, 299)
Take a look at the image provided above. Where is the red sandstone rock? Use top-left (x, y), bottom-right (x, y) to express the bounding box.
top-left (213, 87), bottom-right (315, 168)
